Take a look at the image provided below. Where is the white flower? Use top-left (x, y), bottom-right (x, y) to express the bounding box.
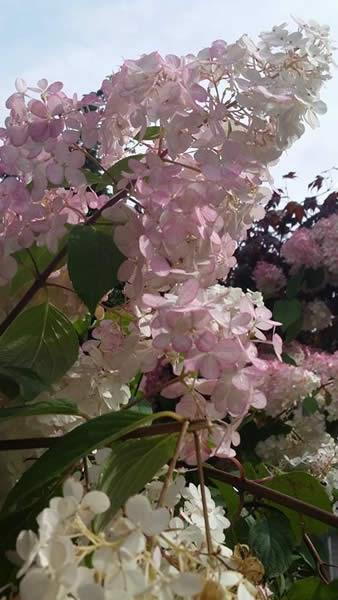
top-left (146, 474), bottom-right (186, 508)
top-left (181, 483), bottom-right (230, 544)
top-left (125, 494), bottom-right (170, 536)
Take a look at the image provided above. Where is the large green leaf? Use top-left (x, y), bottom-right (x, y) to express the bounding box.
top-left (211, 479), bottom-right (240, 521)
top-left (0, 410), bottom-right (161, 517)
top-left (11, 245), bottom-right (55, 295)
top-left (0, 303), bottom-right (79, 384)
top-left (94, 434), bottom-right (177, 530)
top-left (68, 225), bottom-right (125, 314)
top-left (135, 126), bottom-right (161, 141)
top-left (273, 299), bottom-right (302, 332)
top-left (285, 270), bottom-right (304, 299)
top-left (248, 511), bottom-right (295, 577)
top-left (11, 243), bottom-right (67, 295)
top-left (264, 471), bottom-right (332, 541)
top-left (286, 577), bottom-right (338, 600)
top-left (83, 169), bottom-right (112, 190)
top-left (106, 153), bottom-right (145, 184)
top-left (0, 365), bottom-right (46, 402)
top-left (0, 398), bottom-right (81, 421)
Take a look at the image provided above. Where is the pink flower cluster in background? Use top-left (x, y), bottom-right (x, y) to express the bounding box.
top-left (0, 19), bottom-right (334, 461)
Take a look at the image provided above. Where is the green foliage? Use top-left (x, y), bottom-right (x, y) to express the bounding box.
top-left (135, 126), bottom-right (161, 141)
top-left (94, 433), bottom-right (177, 530)
top-left (243, 461), bottom-right (270, 480)
top-left (248, 511), bottom-right (295, 577)
top-left (0, 303), bottom-right (79, 385)
top-left (68, 225), bottom-right (125, 313)
top-left (211, 479), bottom-right (240, 521)
top-left (0, 398), bottom-right (81, 421)
top-left (106, 153), bottom-right (145, 184)
top-left (304, 267), bottom-right (326, 290)
top-left (0, 410), bottom-right (155, 517)
top-left (264, 472), bottom-right (331, 541)
top-left (285, 270), bottom-right (304, 299)
top-left (273, 299), bottom-right (302, 332)
top-left (0, 411), bottom-right (161, 552)
top-left (281, 352), bottom-right (297, 366)
top-left (83, 169), bottom-right (112, 191)
top-left (0, 365), bottom-right (46, 402)
top-left (10, 245), bottom-right (62, 295)
top-left (302, 395), bottom-right (319, 416)
top-left (285, 577), bottom-right (338, 599)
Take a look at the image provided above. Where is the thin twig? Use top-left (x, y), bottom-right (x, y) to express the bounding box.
top-left (82, 457), bottom-right (90, 492)
top-left (157, 420), bottom-right (189, 508)
top-left (25, 248), bottom-right (41, 278)
top-left (0, 419), bottom-right (209, 450)
top-left (0, 185), bottom-right (130, 336)
top-left (194, 431), bottom-right (213, 555)
top-left (162, 158), bottom-right (201, 173)
top-left (304, 533), bottom-right (331, 584)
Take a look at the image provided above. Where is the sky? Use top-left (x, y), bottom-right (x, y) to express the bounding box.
top-left (1, 0), bottom-right (338, 199)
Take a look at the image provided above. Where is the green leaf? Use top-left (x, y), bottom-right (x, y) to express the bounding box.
top-left (106, 154), bottom-right (145, 184)
top-left (211, 479), bottom-right (240, 521)
top-left (94, 434), bottom-right (177, 530)
top-left (273, 299), bottom-right (302, 332)
top-left (83, 169), bottom-right (112, 189)
top-left (264, 472), bottom-right (332, 541)
top-left (249, 511), bottom-right (295, 576)
top-left (243, 462), bottom-right (270, 480)
top-left (72, 313), bottom-right (92, 339)
top-left (68, 225), bottom-right (125, 314)
top-left (286, 577), bottom-right (338, 600)
top-left (281, 352), bottom-right (297, 366)
top-left (0, 365), bottom-right (46, 402)
top-left (286, 270), bottom-right (304, 299)
top-left (0, 398), bottom-right (81, 421)
top-left (284, 317), bottom-right (303, 342)
top-left (0, 410), bottom-right (162, 517)
top-left (0, 303), bottom-right (79, 384)
top-left (135, 126), bottom-right (161, 141)
top-left (11, 245), bottom-right (55, 295)
top-left (302, 395), bottom-right (319, 416)
top-left (304, 267), bottom-right (326, 290)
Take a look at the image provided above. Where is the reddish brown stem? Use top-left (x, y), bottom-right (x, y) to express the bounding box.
top-left (205, 464), bottom-right (338, 531)
top-left (2, 420), bottom-right (338, 532)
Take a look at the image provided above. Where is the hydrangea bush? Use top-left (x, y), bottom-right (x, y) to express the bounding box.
top-left (0, 18), bottom-right (337, 599)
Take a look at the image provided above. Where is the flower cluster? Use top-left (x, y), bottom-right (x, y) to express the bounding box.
top-left (0, 20), bottom-right (335, 597)
top-left (258, 357), bottom-right (320, 418)
top-left (256, 344), bottom-right (338, 492)
top-left (281, 213), bottom-right (338, 284)
top-left (252, 261), bottom-right (286, 298)
top-left (301, 299), bottom-right (333, 332)
top-left (256, 407), bottom-right (338, 494)
top-left (280, 228), bottom-right (322, 271)
top-left (0, 20), bottom-right (333, 465)
top-left (15, 476), bottom-right (265, 600)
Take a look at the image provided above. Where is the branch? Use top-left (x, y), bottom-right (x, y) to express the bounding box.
top-left (0, 185), bottom-right (130, 336)
top-left (2, 419), bottom-right (338, 531)
top-left (204, 464), bottom-right (338, 531)
top-left (0, 419), bottom-right (209, 450)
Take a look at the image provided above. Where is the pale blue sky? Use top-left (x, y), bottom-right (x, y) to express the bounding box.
top-left (1, 0), bottom-right (338, 198)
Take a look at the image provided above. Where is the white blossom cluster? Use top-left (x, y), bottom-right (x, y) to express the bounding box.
top-left (12, 475), bottom-right (267, 600)
top-left (256, 407), bottom-right (338, 495)
top-left (301, 300), bottom-right (333, 332)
